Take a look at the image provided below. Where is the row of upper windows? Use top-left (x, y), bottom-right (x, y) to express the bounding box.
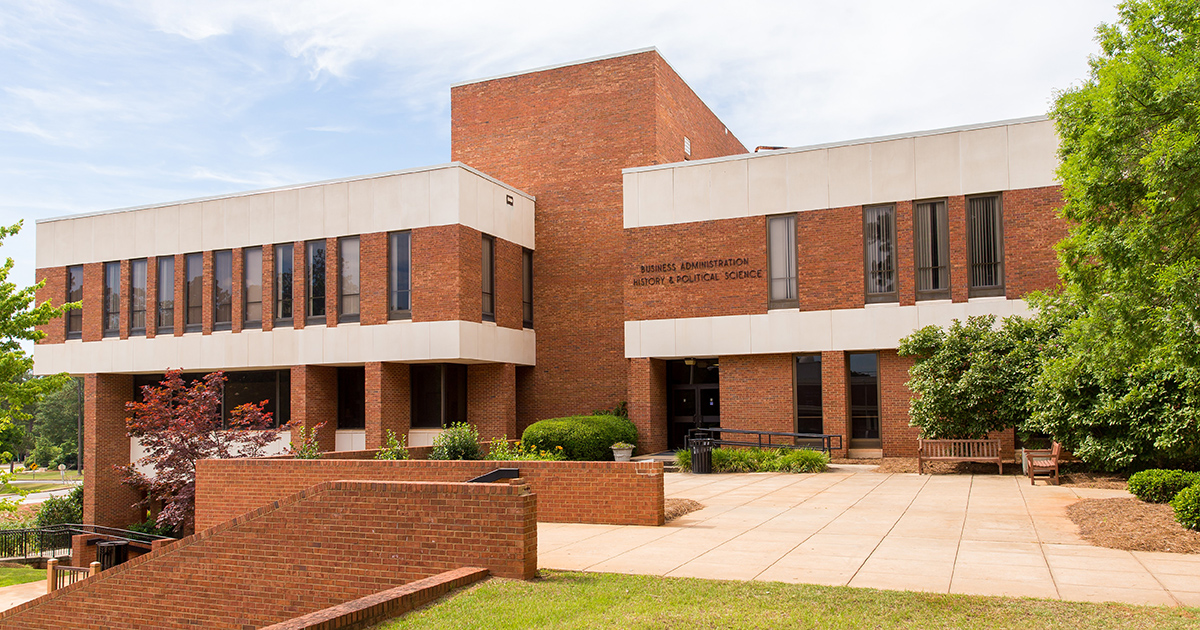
top-left (62, 232), bottom-right (535, 340)
top-left (765, 193), bottom-right (1006, 307)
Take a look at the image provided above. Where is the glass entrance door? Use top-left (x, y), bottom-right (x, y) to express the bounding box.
top-left (848, 353), bottom-right (881, 449)
top-left (667, 359), bottom-right (719, 449)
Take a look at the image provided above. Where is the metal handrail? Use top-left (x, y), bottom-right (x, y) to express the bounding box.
top-left (687, 428), bottom-right (842, 454)
top-left (0, 524), bottom-right (173, 562)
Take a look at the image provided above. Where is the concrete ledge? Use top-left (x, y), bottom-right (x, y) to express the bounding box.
top-left (259, 567), bottom-right (489, 630)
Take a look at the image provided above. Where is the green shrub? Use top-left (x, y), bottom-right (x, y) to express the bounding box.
top-left (36, 486), bottom-right (82, 527)
top-left (675, 448), bottom-right (691, 470)
top-left (1127, 469), bottom-right (1200, 503)
top-left (521, 415), bottom-right (638, 461)
top-left (429, 423), bottom-right (482, 460)
top-left (1172, 485), bottom-right (1200, 531)
top-left (127, 512), bottom-right (177, 537)
top-left (374, 430), bottom-right (410, 461)
top-left (31, 437), bottom-right (62, 469)
top-left (675, 447), bottom-right (828, 473)
top-left (486, 437), bottom-right (566, 461)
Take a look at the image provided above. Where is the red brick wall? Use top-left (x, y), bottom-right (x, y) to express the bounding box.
top-left (82, 263), bottom-right (102, 342)
top-left (411, 224), bottom-right (475, 323)
top-left (33, 266), bottom-right (67, 344)
top-left (494, 238), bottom-right (523, 330)
top-left (292, 241), bottom-right (306, 328)
top-left (879, 350), bottom-right (920, 457)
top-left (201, 250), bottom-right (214, 335)
top-left (146, 256), bottom-right (158, 338)
top-left (291, 365), bottom-right (337, 452)
top-left (365, 362), bottom-right (409, 449)
top-left (1, 480), bottom-right (536, 630)
top-left (452, 49), bottom-right (746, 428)
top-left (468, 363), bottom-right (517, 441)
top-left (360, 232), bottom-right (389, 325)
top-left (627, 358), bottom-right (668, 454)
top-left (797, 207), bottom-right (865, 312)
top-left (83, 373), bottom-right (141, 528)
top-left (262, 243), bottom-right (276, 331)
top-left (821, 352), bottom-right (850, 457)
top-left (1004, 187), bottom-right (1067, 298)
top-left (949, 196), bottom-right (970, 303)
top-left (195, 458), bottom-right (664, 529)
top-left (172, 253), bottom-right (185, 336)
top-left (624, 217), bottom-right (768, 321)
top-left (231, 248), bottom-right (244, 333)
top-left (721, 354), bottom-right (794, 434)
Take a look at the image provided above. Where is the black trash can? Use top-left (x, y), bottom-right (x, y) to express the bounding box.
top-left (96, 540), bottom-right (129, 570)
top-left (690, 437), bottom-right (713, 474)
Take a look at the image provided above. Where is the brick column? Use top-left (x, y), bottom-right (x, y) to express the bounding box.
top-left (231, 248), bottom-right (244, 333)
top-left (83, 373), bottom-right (141, 528)
top-left (33, 266), bottom-right (67, 344)
top-left (365, 362), bottom-right (410, 449)
top-left (262, 244), bottom-right (275, 332)
top-left (146, 256), bottom-right (158, 338)
top-left (291, 365), bottom-right (337, 452)
top-left (949, 195), bottom-right (969, 303)
top-left (468, 363), bottom-right (516, 442)
top-left (821, 351), bottom-right (850, 458)
top-left (293, 243), bottom-right (306, 329)
top-left (879, 350), bottom-right (920, 457)
top-left (201, 251), bottom-right (214, 335)
top-left (173, 253), bottom-right (185, 336)
top-left (118, 260), bottom-right (131, 339)
top-left (82, 263), bottom-right (103, 342)
top-left (627, 358), bottom-right (668, 454)
top-left (360, 232), bottom-right (388, 325)
top-left (325, 237), bottom-right (340, 327)
top-left (896, 200), bottom-right (916, 306)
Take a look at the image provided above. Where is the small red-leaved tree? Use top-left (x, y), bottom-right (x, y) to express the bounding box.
top-left (119, 370), bottom-right (287, 532)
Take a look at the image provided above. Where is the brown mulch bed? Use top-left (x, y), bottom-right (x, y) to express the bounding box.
top-left (664, 498), bottom-right (704, 522)
top-left (1059, 471), bottom-right (1129, 489)
top-left (1068, 497), bottom-right (1200, 554)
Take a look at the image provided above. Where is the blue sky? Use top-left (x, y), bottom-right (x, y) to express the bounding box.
top-left (1, 0), bottom-right (1118, 290)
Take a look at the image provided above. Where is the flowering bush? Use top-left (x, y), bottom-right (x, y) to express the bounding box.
top-left (486, 438), bottom-right (566, 461)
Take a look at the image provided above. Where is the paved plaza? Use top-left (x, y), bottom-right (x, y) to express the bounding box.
top-left (539, 467), bottom-right (1200, 607)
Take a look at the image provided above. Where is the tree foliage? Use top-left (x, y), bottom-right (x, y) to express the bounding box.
top-left (1027, 0), bottom-right (1200, 470)
top-left (120, 370), bottom-right (285, 531)
top-left (899, 315), bottom-right (1052, 440)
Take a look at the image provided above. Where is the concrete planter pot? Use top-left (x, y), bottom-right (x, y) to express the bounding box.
top-left (612, 447), bottom-right (634, 462)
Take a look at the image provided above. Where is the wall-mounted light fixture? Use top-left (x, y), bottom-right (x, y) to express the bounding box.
top-left (684, 358), bottom-right (696, 366)
top-left (506, 194), bottom-right (514, 206)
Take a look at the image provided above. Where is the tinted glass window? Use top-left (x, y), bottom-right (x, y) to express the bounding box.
top-left (66, 265), bottom-right (83, 338)
top-left (185, 253), bottom-right (202, 331)
top-left (102, 262), bottom-right (120, 336)
top-left (339, 237), bottom-right (359, 322)
top-left (275, 244), bottom-right (293, 324)
top-left (213, 250), bottom-right (232, 329)
top-left (156, 257), bottom-right (174, 333)
top-left (130, 259), bottom-right (147, 334)
top-left (307, 240), bottom-right (326, 322)
top-left (389, 231), bottom-right (411, 317)
top-left (244, 247), bottom-right (262, 326)
top-left (795, 355), bottom-right (822, 434)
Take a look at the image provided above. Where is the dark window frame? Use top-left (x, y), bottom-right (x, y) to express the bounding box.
top-left (913, 199), bottom-right (951, 301)
top-left (794, 354), bottom-right (823, 435)
top-left (967, 193), bottom-right (1006, 298)
top-left (102, 261), bottom-right (120, 338)
top-left (522, 247), bottom-right (533, 329)
top-left (156, 257), bottom-right (174, 335)
top-left (847, 352), bottom-right (882, 448)
top-left (481, 234), bottom-right (495, 323)
top-left (184, 253), bottom-right (203, 333)
top-left (410, 363), bottom-right (468, 429)
top-left (306, 239), bottom-right (326, 325)
top-left (274, 243), bottom-right (294, 327)
top-left (388, 231), bottom-right (412, 320)
top-left (66, 265), bottom-right (83, 339)
top-left (863, 204), bottom-right (898, 304)
top-left (767, 214), bottom-right (798, 309)
top-left (338, 236), bottom-right (360, 324)
top-left (213, 249), bottom-right (233, 331)
top-left (130, 258), bottom-right (147, 336)
top-left (243, 247), bottom-right (263, 329)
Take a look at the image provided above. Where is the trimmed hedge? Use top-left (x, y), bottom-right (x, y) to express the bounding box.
top-left (1127, 469), bottom-right (1200, 503)
top-left (1173, 485), bottom-right (1200, 531)
top-left (676, 447), bottom-right (828, 474)
top-left (521, 415), bottom-right (638, 461)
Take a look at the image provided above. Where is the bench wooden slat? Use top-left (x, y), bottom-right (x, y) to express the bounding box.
top-left (918, 438), bottom-right (1003, 475)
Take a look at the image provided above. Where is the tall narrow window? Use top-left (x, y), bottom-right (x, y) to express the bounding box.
top-left (130, 259), bottom-right (147, 335)
top-left (848, 352), bottom-right (880, 448)
top-left (185, 253), bottom-right (202, 332)
top-left (410, 364), bottom-right (468, 429)
top-left (306, 240), bottom-right (326, 324)
top-left (863, 205), bottom-right (897, 303)
top-left (156, 257), bottom-right (173, 334)
top-left (213, 250), bottom-right (232, 330)
top-left (388, 231), bottom-right (411, 320)
top-left (66, 265), bottom-right (83, 339)
top-left (522, 248), bottom-right (533, 328)
top-left (275, 244), bottom-right (293, 326)
top-left (914, 200), bottom-right (950, 300)
top-left (339, 237), bottom-right (360, 323)
top-left (968, 194), bottom-right (1005, 297)
top-left (102, 261), bottom-right (120, 337)
top-left (481, 235), bottom-right (495, 322)
top-left (768, 214), bottom-right (797, 308)
top-left (795, 355), bottom-right (822, 435)
top-left (243, 247), bottom-right (262, 328)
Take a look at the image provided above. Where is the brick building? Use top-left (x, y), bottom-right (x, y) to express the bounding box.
top-left (32, 48), bottom-right (1066, 527)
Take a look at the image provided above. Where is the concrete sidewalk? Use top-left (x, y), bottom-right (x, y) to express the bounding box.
top-left (539, 468), bottom-right (1200, 607)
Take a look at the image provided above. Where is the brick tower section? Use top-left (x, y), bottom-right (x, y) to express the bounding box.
top-left (365, 362), bottom-right (410, 449)
top-left (83, 373), bottom-right (142, 528)
top-left (452, 49), bottom-right (746, 432)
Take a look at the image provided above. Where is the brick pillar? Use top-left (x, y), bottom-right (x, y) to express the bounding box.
top-left (365, 362), bottom-right (410, 449)
top-left (879, 350), bottom-right (920, 457)
top-left (896, 200), bottom-right (916, 307)
top-left (290, 365), bottom-right (337, 452)
top-left (82, 263), bottom-right (103, 342)
top-left (118, 260), bottom-right (131, 340)
top-left (231, 248), bottom-right (244, 333)
top-left (146, 256), bottom-right (158, 338)
top-left (821, 351), bottom-right (850, 458)
top-left (325, 237), bottom-right (339, 327)
top-left (627, 358), bottom-right (667, 455)
top-left (359, 232), bottom-right (388, 326)
top-left (83, 373), bottom-right (141, 528)
top-left (468, 363), bottom-right (517, 442)
top-left (262, 244), bottom-right (275, 332)
top-left (173, 253), bottom-right (185, 336)
top-left (201, 250), bottom-right (214, 335)
top-left (33, 266), bottom-right (67, 344)
top-left (949, 195), bottom-right (969, 303)
top-left (292, 242), bottom-right (306, 329)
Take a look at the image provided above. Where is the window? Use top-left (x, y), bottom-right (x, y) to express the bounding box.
top-left (338, 237), bottom-right (360, 323)
top-left (863, 205), bottom-right (897, 303)
top-left (481, 235), bottom-right (495, 322)
top-left (141, 369), bottom-right (291, 429)
top-left (306, 240), bottom-right (326, 324)
top-left (914, 200), bottom-right (950, 300)
top-left (275, 244), bottom-right (293, 326)
top-left (130, 259), bottom-right (147, 335)
top-left (66, 265), bottom-right (83, 339)
top-left (388, 231), bottom-right (411, 320)
top-left (767, 214), bottom-right (797, 308)
top-left (102, 261), bottom-right (119, 337)
top-left (156, 257), bottom-right (174, 334)
top-left (213, 250), bottom-right (232, 330)
top-left (410, 364), bottom-right (468, 429)
top-left (522, 248), bottom-right (533, 328)
top-left (795, 355), bottom-right (822, 435)
top-left (336, 366), bottom-right (365, 429)
top-left (243, 247), bottom-right (262, 328)
top-left (848, 352), bottom-right (880, 448)
top-left (185, 253), bottom-right (202, 332)
top-left (968, 194), bottom-right (1005, 297)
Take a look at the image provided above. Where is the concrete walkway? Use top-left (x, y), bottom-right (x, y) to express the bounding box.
top-left (539, 468), bottom-right (1200, 607)
top-left (0, 580), bottom-right (45, 612)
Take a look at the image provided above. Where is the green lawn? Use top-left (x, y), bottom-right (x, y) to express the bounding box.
top-left (10, 470), bottom-right (82, 481)
top-left (0, 566), bottom-right (45, 588)
top-left (377, 571), bottom-right (1200, 630)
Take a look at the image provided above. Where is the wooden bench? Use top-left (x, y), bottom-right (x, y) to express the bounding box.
top-left (917, 438), bottom-right (1003, 474)
top-left (1025, 442), bottom-right (1061, 485)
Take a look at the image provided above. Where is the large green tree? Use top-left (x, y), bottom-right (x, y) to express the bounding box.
top-left (1029, 0), bottom-right (1200, 470)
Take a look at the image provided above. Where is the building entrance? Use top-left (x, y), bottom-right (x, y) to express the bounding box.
top-left (668, 359), bottom-right (719, 449)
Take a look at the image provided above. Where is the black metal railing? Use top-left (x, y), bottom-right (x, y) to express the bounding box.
top-left (687, 428), bottom-right (842, 454)
top-left (0, 524), bottom-right (172, 563)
